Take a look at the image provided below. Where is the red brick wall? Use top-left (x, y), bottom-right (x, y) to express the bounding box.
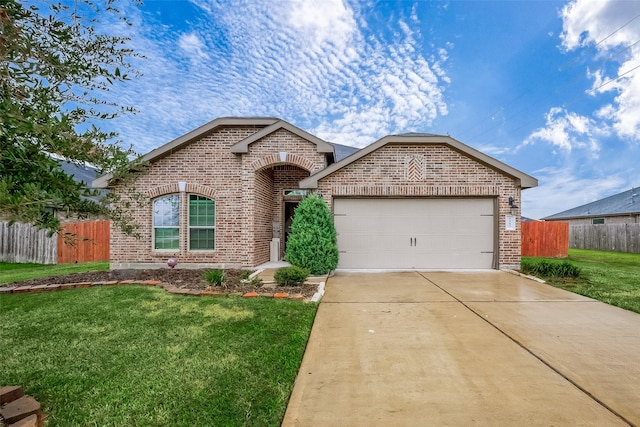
top-left (316, 144), bottom-right (523, 269)
top-left (109, 126), bottom-right (327, 268)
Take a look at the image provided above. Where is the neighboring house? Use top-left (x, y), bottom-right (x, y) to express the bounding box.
top-left (93, 117), bottom-right (537, 270)
top-left (543, 187), bottom-right (640, 225)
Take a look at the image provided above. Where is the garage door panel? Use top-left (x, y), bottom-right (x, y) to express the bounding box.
top-left (334, 198), bottom-right (495, 269)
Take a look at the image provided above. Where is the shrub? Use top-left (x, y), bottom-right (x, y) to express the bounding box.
top-left (521, 259), bottom-right (581, 278)
top-left (285, 194), bottom-right (339, 275)
top-left (274, 266), bottom-right (309, 287)
top-left (204, 269), bottom-right (225, 286)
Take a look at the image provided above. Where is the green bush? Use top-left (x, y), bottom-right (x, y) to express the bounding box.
top-left (274, 266), bottom-right (309, 287)
top-left (204, 268), bottom-right (225, 286)
top-left (521, 259), bottom-right (581, 278)
top-left (285, 194), bottom-right (339, 275)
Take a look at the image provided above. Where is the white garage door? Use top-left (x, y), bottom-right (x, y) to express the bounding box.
top-left (333, 198), bottom-right (495, 269)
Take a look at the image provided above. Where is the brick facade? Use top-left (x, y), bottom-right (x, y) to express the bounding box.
top-left (109, 125), bottom-right (327, 269)
top-left (314, 144), bottom-right (522, 269)
top-left (105, 118), bottom-right (533, 270)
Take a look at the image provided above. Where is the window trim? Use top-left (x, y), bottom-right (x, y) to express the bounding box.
top-left (188, 194), bottom-right (216, 251)
top-left (152, 194), bottom-right (180, 251)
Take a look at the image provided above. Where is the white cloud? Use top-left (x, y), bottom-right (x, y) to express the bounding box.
top-left (178, 33), bottom-right (210, 61)
top-left (523, 107), bottom-right (600, 155)
top-left (523, 167), bottom-right (629, 219)
top-left (559, 0), bottom-right (640, 141)
top-left (99, 0), bottom-right (450, 152)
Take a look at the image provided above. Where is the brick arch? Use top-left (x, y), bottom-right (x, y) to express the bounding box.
top-left (146, 183), bottom-right (216, 199)
top-left (147, 183), bottom-right (178, 198)
top-left (251, 153), bottom-right (315, 172)
top-left (184, 183), bottom-right (216, 199)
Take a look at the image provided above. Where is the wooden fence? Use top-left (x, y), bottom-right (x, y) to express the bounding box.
top-left (521, 221), bottom-right (569, 258)
top-left (570, 224), bottom-right (640, 254)
top-left (0, 221), bottom-right (57, 264)
top-left (0, 220), bottom-right (110, 264)
top-left (57, 220), bottom-right (110, 264)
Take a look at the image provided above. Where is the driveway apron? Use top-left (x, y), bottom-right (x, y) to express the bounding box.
top-left (282, 271), bottom-right (640, 426)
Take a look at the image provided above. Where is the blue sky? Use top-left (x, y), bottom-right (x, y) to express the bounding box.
top-left (100, 0), bottom-right (640, 219)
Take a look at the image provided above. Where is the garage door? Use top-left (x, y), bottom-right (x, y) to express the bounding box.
top-left (333, 198), bottom-right (495, 269)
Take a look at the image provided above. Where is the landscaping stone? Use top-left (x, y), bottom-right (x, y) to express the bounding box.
top-left (0, 386), bottom-right (23, 405)
top-left (288, 293), bottom-right (305, 301)
top-left (11, 414), bottom-right (40, 427)
top-left (243, 292), bottom-right (258, 298)
top-left (0, 287), bottom-right (15, 294)
top-left (44, 284), bottom-right (61, 291)
top-left (0, 395), bottom-right (41, 424)
top-left (274, 293), bottom-right (289, 299)
top-left (58, 283), bottom-right (76, 290)
top-left (29, 285), bottom-right (49, 293)
top-left (12, 286), bottom-right (32, 294)
top-left (74, 282), bottom-right (92, 288)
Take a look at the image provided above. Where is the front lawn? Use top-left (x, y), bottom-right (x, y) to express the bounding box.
top-left (523, 249), bottom-right (640, 314)
top-left (0, 261), bottom-right (109, 284)
top-left (0, 286), bottom-right (317, 426)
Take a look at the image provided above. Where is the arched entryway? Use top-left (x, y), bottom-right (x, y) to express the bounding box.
top-left (253, 164), bottom-right (311, 263)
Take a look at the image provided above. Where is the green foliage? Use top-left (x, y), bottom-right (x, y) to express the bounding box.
top-left (520, 259), bottom-right (581, 278)
top-left (0, 287), bottom-right (317, 425)
top-left (0, 0), bottom-right (144, 233)
top-left (274, 266), bottom-right (309, 287)
top-left (285, 194), bottom-right (339, 275)
top-left (204, 269), bottom-right (225, 286)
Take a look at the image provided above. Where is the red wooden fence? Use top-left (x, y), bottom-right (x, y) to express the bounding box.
top-left (57, 220), bottom-right (110, 264)
top-left (521, 221), bottom-right (569, 258)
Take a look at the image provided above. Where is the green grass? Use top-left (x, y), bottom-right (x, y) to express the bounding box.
top-left (0, 287), bottom-right (317, 426)
top-left (523, 249), bottom-right (640, 314)
top-left (0, 261), bottom-right (109, 284)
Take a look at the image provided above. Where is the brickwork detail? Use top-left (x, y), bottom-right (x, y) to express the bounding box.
top-left (405, 155), bottom-right (425, 181)
top-left (316, 144), bottom-right (522, 269)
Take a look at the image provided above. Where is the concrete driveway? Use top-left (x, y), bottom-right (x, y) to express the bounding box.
top-left (282, 271), bottom-right (640, 426)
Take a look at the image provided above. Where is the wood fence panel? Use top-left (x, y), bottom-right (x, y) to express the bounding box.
top-left (0, 221), bottom-right (57, 264)
top-left (570, 224), bottom-right (640, 254)
top-left (57, 220), bottom-right (110, 264)
top-left (521, 221), bottom-right (569, 258)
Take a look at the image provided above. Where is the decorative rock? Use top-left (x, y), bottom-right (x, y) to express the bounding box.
top-left (141, 280), bottom-right (162, 286)
top-left (11, 414), bottom-right (40, 427)
top-left (58, 283), bottom-right (77, 290)
top-left (45, 284), bottom-right (61, 291)
top-left (0, 287), bottom-right (15, 294)
top-left (243, 292), bottom-right (258, 298)
top-left (0, 385), bottom-right (24, 404)
top-left (0, 395), bottom-right (41, 424)
top-left (12, 286), bottom-right (33, 294)
top-left (274, 293), bottom-right (289, 299)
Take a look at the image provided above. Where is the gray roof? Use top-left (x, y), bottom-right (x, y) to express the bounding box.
top-left (543, 187), bottom-right (640, 220)
top-left (331, 142), bottom-right (360, 162)
top-left (60, 161), bottom-right (107, 201)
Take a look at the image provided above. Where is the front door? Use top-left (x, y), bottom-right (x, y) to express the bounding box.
top-left (284, 201), bottom-right (299, 256)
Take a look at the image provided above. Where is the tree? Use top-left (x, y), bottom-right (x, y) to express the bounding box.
top-left (285, 193), bottom-right (339, 275)
top-left (0, 0), bottom-right (143, 234)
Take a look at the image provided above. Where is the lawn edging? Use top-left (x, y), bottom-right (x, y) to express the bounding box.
top-left (0, 280), bottom-right (310, 301)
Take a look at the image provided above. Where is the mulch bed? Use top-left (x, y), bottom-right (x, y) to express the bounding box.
top-left (2, 269), bottom-right (320, 299)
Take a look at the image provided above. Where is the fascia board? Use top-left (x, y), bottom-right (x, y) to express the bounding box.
top-left (93, 117), bottom-right (278, 188)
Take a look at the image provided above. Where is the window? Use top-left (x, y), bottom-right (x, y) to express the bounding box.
top-left (592, 218), bottom-right (605, 224)
top-left (153, 195), bottom-right (180, 250)
top-left (189, 195), bottom-right (215, 250)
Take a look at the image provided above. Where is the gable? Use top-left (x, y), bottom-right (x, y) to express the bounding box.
top-left (300, 134), bottom-right (537, 189)
top-left (230, 120), bottom-right (334, 155)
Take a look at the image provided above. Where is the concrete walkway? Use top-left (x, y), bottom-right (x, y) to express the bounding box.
top-left (282, 271), bottom-right (640, 426)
